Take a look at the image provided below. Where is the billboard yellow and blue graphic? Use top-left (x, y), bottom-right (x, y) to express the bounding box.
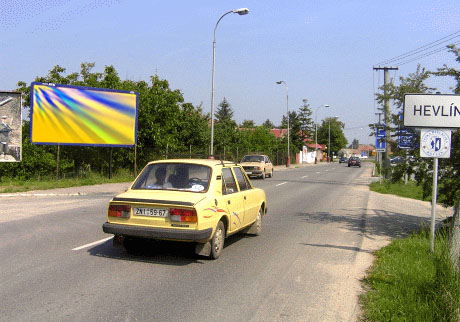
top-left (30, 83), bottom-right (138, 147)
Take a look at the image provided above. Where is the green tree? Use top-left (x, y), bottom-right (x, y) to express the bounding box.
top-left (214, 97), bottom-right (234, 123)
top-left (433, 44), bottom-right (460, 94)
top-left (318, 118), bottom-right (347, 156)
top-left (214, 98), bottom-right (238, 157)
top-left (240, 120), bottom-right (255, 128)
top-left (262, 119), bottom-right (275, 129)
top-left (298, 99), bottom-right (315, 144)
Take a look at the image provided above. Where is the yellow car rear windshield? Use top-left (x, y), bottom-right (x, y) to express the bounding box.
top-left (132, 163), bottom-right (211, 192)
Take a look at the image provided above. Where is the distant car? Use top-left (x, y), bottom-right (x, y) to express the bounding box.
top-left (102, 159), bottom-right (267, 259)
top-left (390, 156), bottom-right (404, 165)
top-left (339, 156), bottom-right (348, 163)
top-left (348, 156), bottom-right (361, 167)
top-left (240, 154), bottom-right (273, 179)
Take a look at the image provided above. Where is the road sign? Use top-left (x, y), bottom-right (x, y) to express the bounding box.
top-left (376, 128), bottom-right (386, 137)
top-left (404, 94), bottom-right (460, 128)
top-left (398, 129), bottom-right (415, 149)
top-left (375, 137), bottom-right (386, 152)
top-left (420, 129), bottom-right (451, 158)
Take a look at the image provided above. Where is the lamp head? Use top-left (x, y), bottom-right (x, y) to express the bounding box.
top-left (324, 104), bottom-right (330, 107)
top-left (276, 81), bottom-right (283, 84)
top-left (233, 8), bottom-right (249, 15)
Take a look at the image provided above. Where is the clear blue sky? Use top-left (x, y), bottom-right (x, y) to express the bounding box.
top-left (2, 0), bottom-right (460, 145)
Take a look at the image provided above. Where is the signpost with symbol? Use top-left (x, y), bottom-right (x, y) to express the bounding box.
top-left (404, 94), bottom-right (459, 252)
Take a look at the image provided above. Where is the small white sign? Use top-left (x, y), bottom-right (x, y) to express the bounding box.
top-left (404, 94), bottom-right (460, 128)
top-left (420, 129), bottom-right (451, 158)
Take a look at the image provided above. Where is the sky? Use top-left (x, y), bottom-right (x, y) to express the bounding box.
top-left (1, 0), bottom-right (460, 145)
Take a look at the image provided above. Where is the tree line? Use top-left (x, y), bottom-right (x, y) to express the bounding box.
top-left (0, 62), bottom-right (347, 180)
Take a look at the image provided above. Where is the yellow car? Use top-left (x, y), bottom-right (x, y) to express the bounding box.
top-left (102, 159), bottom-right (267, 259)
top-left (241, 154), bottom-right (274, 179)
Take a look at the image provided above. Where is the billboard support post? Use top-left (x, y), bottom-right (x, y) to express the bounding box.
top-left (134, 145), bottom-right (137, 176)
top-left (109, 148), bottom-right (113, 180)
top-left (56, 144), bottom-right (60, 179)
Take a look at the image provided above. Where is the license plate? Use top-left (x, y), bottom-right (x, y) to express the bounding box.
top-left (245, 171), bottom-right (252, 174)
top-left (133, 207), bottom-right (169, 217)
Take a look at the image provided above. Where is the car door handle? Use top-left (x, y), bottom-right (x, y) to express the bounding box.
top-left (228, 200), bottom-right (231, 204)
top-left (244, 196), bottom-right (246, 200)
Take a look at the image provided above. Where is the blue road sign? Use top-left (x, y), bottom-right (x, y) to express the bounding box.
top-left (398, 129), bottom-right (415, 149)
top-left (376, 137), bottom-right (386, 151)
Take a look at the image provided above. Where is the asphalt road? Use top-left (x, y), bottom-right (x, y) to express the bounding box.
top-left (0, 162), bottom-right (411, 322)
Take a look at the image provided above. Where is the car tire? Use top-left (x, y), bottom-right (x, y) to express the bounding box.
top-left (247, 208), bottom-right (262, 236)
top-left (210, 221), bottom-right (225, 260)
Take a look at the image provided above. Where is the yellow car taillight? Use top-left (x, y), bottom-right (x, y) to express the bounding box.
top-left (108, 204), bottom-right (131, 218)
top-left (170, 208), bottom-right (197, 222)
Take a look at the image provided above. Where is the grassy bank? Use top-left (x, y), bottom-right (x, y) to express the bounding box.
top-left (0, 171), bottom-right (134, 193)
top-left (370, 180), bottom-right (426, 201)
top-left (361, 227), bottom-right (460, 321)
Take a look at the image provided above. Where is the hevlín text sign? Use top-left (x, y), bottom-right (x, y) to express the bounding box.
top-left (403, 94), bottom-right (460, 128)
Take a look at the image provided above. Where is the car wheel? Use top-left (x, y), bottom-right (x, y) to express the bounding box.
top-left (210, 221), bottom-right (225, 259)
top-left (247, 208), bottom-right (262, 236)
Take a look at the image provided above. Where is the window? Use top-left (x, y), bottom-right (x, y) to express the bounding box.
top-left (241, 155), bottom-right (264, 162)
top-left (132, 163), bottom-right (211, 192)
top-left (222, 168), bottom-right (238, 194)
top-left (233, 167), bottom-right (250, 191)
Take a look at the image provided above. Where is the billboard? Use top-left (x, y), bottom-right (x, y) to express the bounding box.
top-left (30, 82), bottom-right (138, 147)
top-left (0, 92), bottom-right (22, 162)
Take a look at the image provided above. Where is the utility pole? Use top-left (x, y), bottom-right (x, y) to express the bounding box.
top-left (373, 66), bottom-right (398, 178)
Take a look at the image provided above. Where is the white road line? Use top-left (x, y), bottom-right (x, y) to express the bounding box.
top-left (276, 182), bottom-right (288, 187)
top-left (72, 236), bottom-right (113, 251)
top-left (301, 175), bottom-right (308, 178)
top-left (316, 172), bottom-right (321, 174)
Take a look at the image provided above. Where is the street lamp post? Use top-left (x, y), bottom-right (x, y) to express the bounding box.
top-left (328, 116), bottom-right (338, 163)
top-left (210, 8), bottom-right (249, 157)
top-left (315, 104), bottom-right (329, 163)
top-left (276, 81), bottom-right (290, 167)
top-left (328, 119), bottom-right (331, 163)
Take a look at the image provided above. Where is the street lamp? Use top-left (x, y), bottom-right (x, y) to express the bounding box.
top-left (328, 116), bottom-right (338, 163)
top-left (210, 8), bottom-right (249, 157)
top-left (315, 104), bottom-right (329, 163)
top-left (276, 81), bottom-right (290, 167)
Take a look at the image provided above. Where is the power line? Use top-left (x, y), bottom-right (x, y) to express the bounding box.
top-left (395, 40), bottom-right (460, 66)
top-left (375, 30), bottom-right (460, 66)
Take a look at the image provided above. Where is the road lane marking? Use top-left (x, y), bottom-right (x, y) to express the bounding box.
top-left (276, 182), bottom-right (288, 187)
top-left (316, 172), bottom-right (321, 174)
top-left (301, 175), bottom-right (308, 178)
top-left (73, 236), bottom-right (113, 251)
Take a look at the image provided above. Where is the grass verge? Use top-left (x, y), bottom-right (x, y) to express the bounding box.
top-left (369, 180), bottom-right (425, 201)
top-left (0, 171), bottom-right (134, 193)
top-left (361, 227), bottom-right (460, 322)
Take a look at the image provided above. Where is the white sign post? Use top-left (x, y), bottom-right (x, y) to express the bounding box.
top-left (404, 94), bottom-right (458, 252)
